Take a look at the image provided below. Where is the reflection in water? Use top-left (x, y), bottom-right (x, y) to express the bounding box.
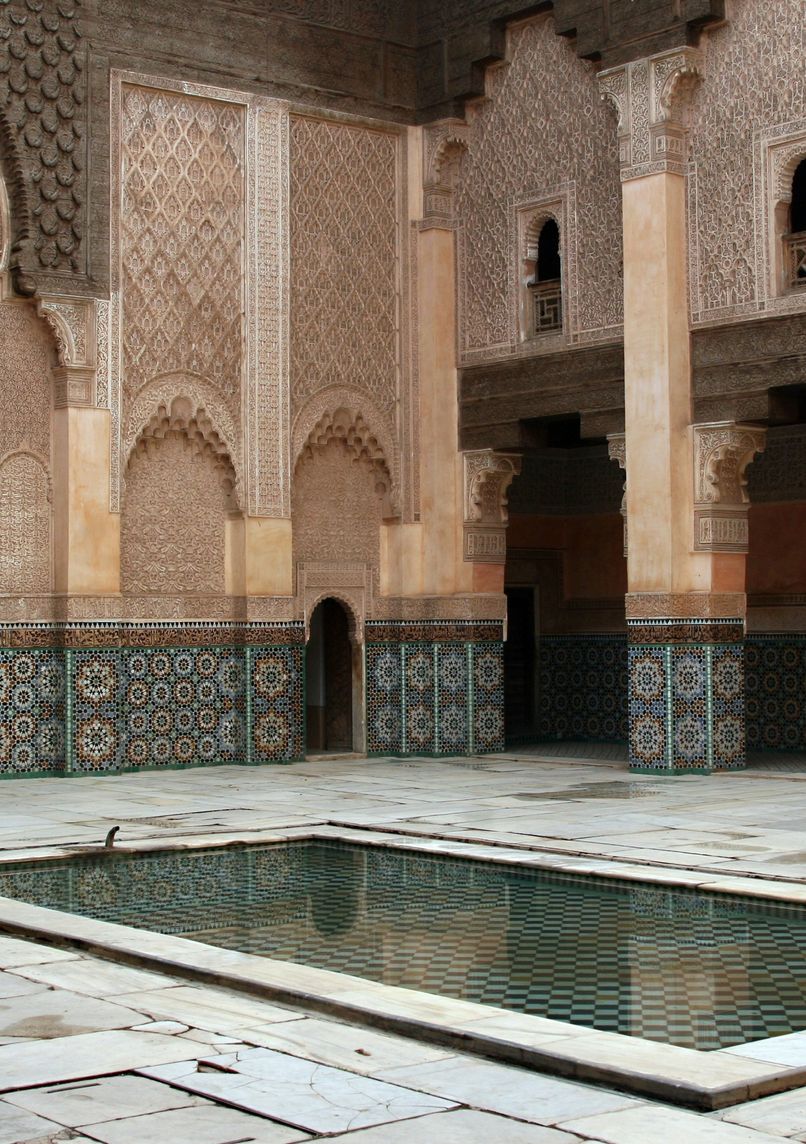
top-left (0, 840), bottom-right (804, 1050)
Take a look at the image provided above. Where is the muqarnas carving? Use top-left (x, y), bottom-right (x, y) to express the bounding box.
top-left (121, 397), bottom-right (238, 596)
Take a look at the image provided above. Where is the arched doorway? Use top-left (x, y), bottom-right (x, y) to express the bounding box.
top-left (306, 598), bottom-right (358, 753)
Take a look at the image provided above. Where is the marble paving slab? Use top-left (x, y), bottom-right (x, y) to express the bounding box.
top-left (324, 1108), bottom-right (581, 1142)
top-left (0, 987), bottom-right (145, 1039)
top-left (374, 1057), bottom-right (639, 1125)
top-left (4, 1074), bottom-right (198, 1126)
top-left (237, 1016), bottom-right (456, 1075)
top-left (78, 1103), bottom-right (310, 1144)
top-left (113, 985), bottom-right (304, 1033)
top-left (560, 1103), bottom-right (789, 1142)
top-left (716, 1085), bottom-right (806, 1135)
top-left (0, 1030), bottom-right (210, 1092)
top-left (0, 1100), bottom-right (63, 1144)
top-left (141, 1048), bottom-right (458, 1134)
top-left (11, 957), bottom-right (182, 998)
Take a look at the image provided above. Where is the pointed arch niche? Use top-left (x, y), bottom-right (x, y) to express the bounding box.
top-left (121, 395), bottom-right (240, 596)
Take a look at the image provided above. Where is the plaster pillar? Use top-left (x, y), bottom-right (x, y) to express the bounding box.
top-left (600, 51), bottom-right (763, 773)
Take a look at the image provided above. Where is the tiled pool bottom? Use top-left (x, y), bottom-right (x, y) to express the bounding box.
top-left (1, 839), bottom-right (805, 1053)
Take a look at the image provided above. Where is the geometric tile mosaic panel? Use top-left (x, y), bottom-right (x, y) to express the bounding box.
top-left (538, 635), bottom-right (629, 744)
top-left (74, 646), bottom-right (249, 774)
top-left (746, 636), bottom-right (806, 752)
top-left (0, 648), bottom-right (66, 776)
top-left (366, 633), bottom-right (505, 757)
top-left (366, 643), bottom-right (403, 755)
top-left (403, 643), bottom-right (436, 754)
top-left (628, 626), bottom-right (746, 774)
top-left (251, 646), bottom-right (304, 763)
top-left (436, 643), bottom-right (469, 754)
top-left (472, 642), bottom-right (505, 753)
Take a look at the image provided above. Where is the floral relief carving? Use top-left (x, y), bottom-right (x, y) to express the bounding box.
top-left (455, 16), bottom-right (622, 362)
top-left (0, 451), bottom-right (51, 595)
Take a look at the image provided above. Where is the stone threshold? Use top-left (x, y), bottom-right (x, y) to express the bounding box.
top-left (1, 828), bottom-right (806, 1110)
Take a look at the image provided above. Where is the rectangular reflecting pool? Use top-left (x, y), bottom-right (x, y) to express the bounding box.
top-left (1, 839), bottom-right (805, 1052)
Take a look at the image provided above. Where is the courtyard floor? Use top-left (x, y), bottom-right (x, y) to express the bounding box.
top-left (3, 752), bottom-right (806, 1141)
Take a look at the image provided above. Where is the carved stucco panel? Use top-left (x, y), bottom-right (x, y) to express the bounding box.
top-left (289, 115), bottom-right (402, 432)
top-left (688, 0), bottom-right (806, 323)
top-left (121, 433), bottom-right (229, 596)
top-left (292, 439), bottom-right (384, 609)
top-left (0, 452), bottom-right (51, 595)
top-left (109, 72), bottom-right (290, 518)
top-left (0, 300), bottom-right (53, 461)
top-left (455, 16), bottom-right (622, 363)
top-left (119, 83), bottom-right (245, 412)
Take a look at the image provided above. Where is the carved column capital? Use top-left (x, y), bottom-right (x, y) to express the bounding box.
top-left (607, 432), bottom-right (628, 556)
top-left (462, 449), bottom-right (521, 563)
top-left (37, 295), bottom-right (98, 408)
top-left (421, 120), bottom-right (470, 230)
top-left (692, 421), bottom-right (767, 552)
top-left (598, 48), bottom-right (704, 181)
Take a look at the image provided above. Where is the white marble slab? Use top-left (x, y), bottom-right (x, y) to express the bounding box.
top-left (375, 1057), bottom-right (638, 1125)
top-left (142, 1048), bottom-right (457, 1134)
top-left (0, 1099), bottom-right (63, 1144)
top-left (113, 985), bottom-right (302, 1032)
top-left (5, 1074), bottom-right (198, 1126)
top-left (0, 936), bottom-right (80, 968)
top-left (0, 1030), bottom-right (209, 1092)
top-left (0, 973), bottom-right (47, 999)
top-left (12, 957), bottom-right (180, 997)
top-left (323, 1109), bottom-right (581, 1142)
top-left (0, 987), bottom-right (145, 1039)
top-left (724, 1032), bottom-right (806, 1067)
top-left (717, 1084), bottom-right (806, 1135)
top-left (561, 1105), bottom-right (788, 1141)
top-left (236, 1016), bottom-right (455, 1075)
top-left (78, 1103), bottom-right (309, 1144)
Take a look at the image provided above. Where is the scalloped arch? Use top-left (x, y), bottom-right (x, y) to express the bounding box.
top-left (123, 374), bottom-right (243, 507)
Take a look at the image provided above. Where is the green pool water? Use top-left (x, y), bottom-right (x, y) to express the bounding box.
top-left (1, 839), bottom-right (804, 1051)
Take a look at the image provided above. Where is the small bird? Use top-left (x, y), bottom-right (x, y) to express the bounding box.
top-left (104, 826), bottom-right (120, 849)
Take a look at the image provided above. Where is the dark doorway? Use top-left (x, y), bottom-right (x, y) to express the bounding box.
top-left (306, 598), bottom-right (354, 752)
top-left (504, 586), bottom-right (537, 741)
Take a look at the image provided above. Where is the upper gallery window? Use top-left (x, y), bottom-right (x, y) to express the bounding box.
top-left (529, 218), bottom-right (563, 334)
top-left (786, 159), bottom-right (806, 292)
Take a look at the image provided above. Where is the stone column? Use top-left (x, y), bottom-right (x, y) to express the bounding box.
top-left (599, 52), bottom-right (763, 773)
top-left (42, 297), bottom-right (121, 596)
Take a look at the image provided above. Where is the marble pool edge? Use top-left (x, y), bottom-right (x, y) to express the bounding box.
top-left (1, 824), bottom-right (806, 1112)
